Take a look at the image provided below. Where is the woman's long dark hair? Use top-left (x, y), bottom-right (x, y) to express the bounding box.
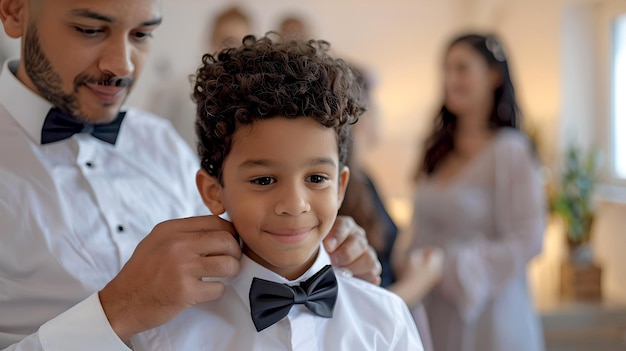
top-left (417, 34), bottom-right (520, 178)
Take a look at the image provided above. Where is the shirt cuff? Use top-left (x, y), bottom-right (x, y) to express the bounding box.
top-left (38, 293), bottom-right (131, 351)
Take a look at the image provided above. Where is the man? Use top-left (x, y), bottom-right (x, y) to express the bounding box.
top-left (0, 0), bottom-right (380, 350)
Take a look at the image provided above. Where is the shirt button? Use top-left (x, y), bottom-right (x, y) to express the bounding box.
top-left (117, 225), bottom-right (125, 233)
top-left (85, 161), bottom-right (94, 168)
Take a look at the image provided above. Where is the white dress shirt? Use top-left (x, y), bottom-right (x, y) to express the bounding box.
top-left (0, 59), bottom-right (207, 351)
top-left (131, 247), bottom-right (424, 351)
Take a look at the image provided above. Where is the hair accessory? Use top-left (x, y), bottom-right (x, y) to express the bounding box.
top-left (485, 35), bottom-right (506, 62)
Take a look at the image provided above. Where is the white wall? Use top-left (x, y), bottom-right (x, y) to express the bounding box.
top-left (560, 3), bottom-right (598, 155)
top-left (593, 202), bottom-right (626, 300)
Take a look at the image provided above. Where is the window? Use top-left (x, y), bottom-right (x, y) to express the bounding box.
top-left (613, 14), bottom-right (626, 178)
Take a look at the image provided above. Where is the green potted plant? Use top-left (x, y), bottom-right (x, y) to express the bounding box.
top-left (552, 146), bottom-right (599, 262)
top-left (552, 146), bottom-right (602, 300)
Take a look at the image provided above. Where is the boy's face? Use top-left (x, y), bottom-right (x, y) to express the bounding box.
top-left (1, 0), bottom-right (162, 123)
top-left (197, 117), bottom-right (349, 280)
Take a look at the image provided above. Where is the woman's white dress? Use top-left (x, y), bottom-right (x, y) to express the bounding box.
top-left (411, 129), bottom-right (546, 351)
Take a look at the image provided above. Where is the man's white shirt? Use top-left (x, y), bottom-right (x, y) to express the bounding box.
top-left (0, 59), bottom-right (205, 351)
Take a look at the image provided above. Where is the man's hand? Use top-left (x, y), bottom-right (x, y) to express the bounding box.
top-left (323, 216), bottom-right (382, 285)
top-left (99, 215), bottom-right (241, 342)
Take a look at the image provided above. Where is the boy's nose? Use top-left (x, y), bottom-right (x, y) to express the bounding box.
top-left (274, 186), bottom-right (311, 216)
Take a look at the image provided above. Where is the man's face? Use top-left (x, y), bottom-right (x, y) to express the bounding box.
top-left (16, 0), bottom-right (162, 123)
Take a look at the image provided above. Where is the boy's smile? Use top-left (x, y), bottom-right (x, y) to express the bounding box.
top-left (197, 117), bottom-right (350, 280)
top-left (262, 227), bottom-right (314, 244)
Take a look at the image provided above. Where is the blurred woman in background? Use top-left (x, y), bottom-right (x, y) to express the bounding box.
top-left (409, 34), bottom-right (546, 351)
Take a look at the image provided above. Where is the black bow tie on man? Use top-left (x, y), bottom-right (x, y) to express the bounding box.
top-left (249, 264), bottom-right (338, 332)
top-left (41, 108), bottom-right (126, 145)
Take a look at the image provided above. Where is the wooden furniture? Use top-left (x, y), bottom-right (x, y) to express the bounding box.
top-left (541, 299), bottom-right (626, 351)
top-left (560, 261), bottom-right (603, 300)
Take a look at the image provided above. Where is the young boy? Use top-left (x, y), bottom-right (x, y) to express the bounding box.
top-left (130, 35), bottom-right (423, 350)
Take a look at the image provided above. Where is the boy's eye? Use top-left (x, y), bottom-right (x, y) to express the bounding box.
top-left (306, 175), bottom-right (329, 184)
top-left (251, 177), bottom-right (275, 186)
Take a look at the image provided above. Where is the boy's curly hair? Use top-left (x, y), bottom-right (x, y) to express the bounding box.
top-left (193, 34), bottom-right (365, 180)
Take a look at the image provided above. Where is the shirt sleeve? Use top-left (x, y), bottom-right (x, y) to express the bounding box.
top-left (437, 132), bottom-right (546, 323)
top-left (2, 294), bottom-right (131, 351)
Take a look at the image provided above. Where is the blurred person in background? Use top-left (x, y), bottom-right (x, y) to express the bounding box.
top-left (409, 33), bottom-right (546, 351)
top-left (277, 14), bottom-right (310, 42)
top-left (209, 7), bottom-right (251, 53)
top-left (339, 64), bottom-right (444, 351)
top-left (148, 6), bottom-right (252, 148)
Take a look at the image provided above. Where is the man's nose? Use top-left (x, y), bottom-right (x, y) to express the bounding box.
top-left (98, 35), bottom-right (135, 79)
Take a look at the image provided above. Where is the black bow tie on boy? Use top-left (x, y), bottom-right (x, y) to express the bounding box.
top-left (249, 264), bottom-right (338, 332)
top-left (41, 108), bottom-right (126, 145)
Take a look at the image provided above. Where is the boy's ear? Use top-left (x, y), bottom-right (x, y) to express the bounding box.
top-left (0, 0), bottom-right (27, 39)
top-left (196, 169), bottom-right (226, 215)
top-left (336, 166), bottom-right (350, 206)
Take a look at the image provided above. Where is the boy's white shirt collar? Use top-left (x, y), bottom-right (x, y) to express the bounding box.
top-left (229, 244), bottom-right (332, 314)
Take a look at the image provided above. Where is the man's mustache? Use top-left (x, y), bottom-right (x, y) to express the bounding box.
top-left (106, 76), bottom-right (133, 87)
top-left (74, 74), bottom-right (134, 88)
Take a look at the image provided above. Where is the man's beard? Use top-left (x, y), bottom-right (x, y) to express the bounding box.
top-left (23, 22), bottom-right (134, 123)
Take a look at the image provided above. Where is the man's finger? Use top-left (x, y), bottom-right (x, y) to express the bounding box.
top-left (159, 215), bottom-right (236, 235)
top-left (191, 280), bottom-right (227, 304)
top-left (192, 230), bottom-right (242, 259)
top-left (324, 216), bottom-right (365, 253)
top-left (328, 233), bottom-right (368, 266)
top-left (340, 246), bottom-right (381, 277)
top-left (354, 272), bottom-right (382, 287)
top-left (194, 255), bottom-right (241, 279)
